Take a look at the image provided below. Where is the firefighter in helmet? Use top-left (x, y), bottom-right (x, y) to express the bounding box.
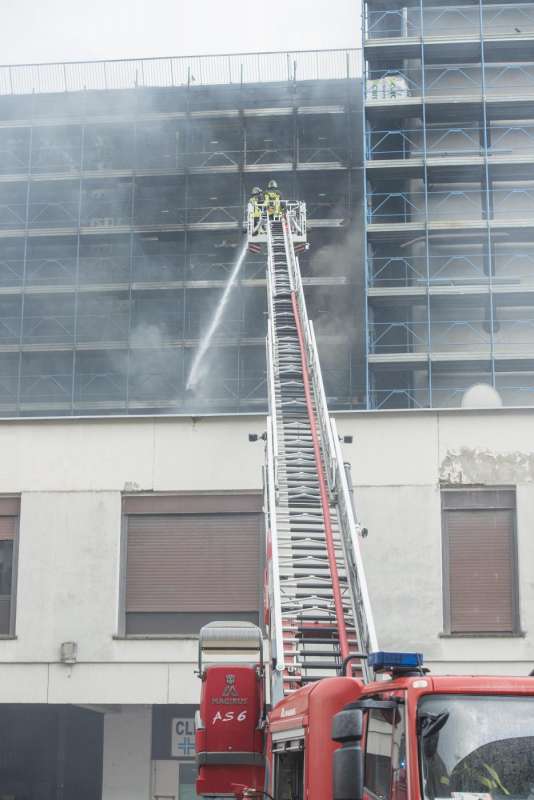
top-left (249, 186), bottom-right (264, 235)
top-left (265, 179), bottom-right (282, 218)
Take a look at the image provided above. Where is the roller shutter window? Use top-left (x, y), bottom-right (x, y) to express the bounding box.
top-left (442, 489), bottom-right (518, 635)
top-left (0, 496), bottom-right (19, 636)
top-left (123, 494), bottom-right (262, 634)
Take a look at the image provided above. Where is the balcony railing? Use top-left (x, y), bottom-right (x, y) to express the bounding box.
top-left (366, 62), bottom-right (534, 101)
top-left (365, 3), bottom-right (534, 41)
top-left (368, 318), bottom-right (534, 354)
top-left (0, 254), bottom-right (271, 287)
top-left (366, 123), bottom-right (534, 161)
top-left (367, 387), bottom-right (431, 409)
top-left (0, 144), bottom-right (349, 177)
top-left (0, 199), bottom-right (345, 231)
top-left (368, 383), bottom-right (534, 410)
top-left (0, 365), bottom-right (353, 410)
top-left (367, 187), bottom-right (534, 224)
top-left (0, 49), bottom-right (360, 97)
top-left (368, 251), bottom-right (534, 287)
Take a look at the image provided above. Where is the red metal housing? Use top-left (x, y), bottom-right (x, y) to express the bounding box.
top-left (196, 665), bottom-right (265, 796)
top-left (268, 677), bottom-right (364, 800)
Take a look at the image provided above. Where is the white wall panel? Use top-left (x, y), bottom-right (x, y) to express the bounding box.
top-left (0, 412), bottom-right (531, 696)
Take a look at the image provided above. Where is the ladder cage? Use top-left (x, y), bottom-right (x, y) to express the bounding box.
top-left (247, 200), bottom-right (307, 244)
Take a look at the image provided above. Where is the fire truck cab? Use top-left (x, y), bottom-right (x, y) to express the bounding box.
top-left (267, 653), bottom-right (534, 800)
top-left (331, 653), bottom-right (534, 800)
top-left (269, 677), bottom-right (363, 800)
top-left (197, 642), bottom-right (534, 800)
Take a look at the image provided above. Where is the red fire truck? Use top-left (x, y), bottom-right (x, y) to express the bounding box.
top-left (197, 631), bottom-right (534, 800)
top-left (195, 205), bottom-right (534, 800)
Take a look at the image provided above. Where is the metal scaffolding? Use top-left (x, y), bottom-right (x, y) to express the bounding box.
top-left (0, 49), bottom-right (364, 416)
top-left (363, 0), bottom-right (534, 408)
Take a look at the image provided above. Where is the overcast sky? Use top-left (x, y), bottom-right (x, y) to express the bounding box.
top-left (0, 0), bottom-right (359, 65)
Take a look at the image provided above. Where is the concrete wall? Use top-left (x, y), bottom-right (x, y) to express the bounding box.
top-left (348, 410), bottom-right (534, 673)
top-left (0, 415), bottom-right (259, 705)
top-left (0, 410), bottom-right (533, 705)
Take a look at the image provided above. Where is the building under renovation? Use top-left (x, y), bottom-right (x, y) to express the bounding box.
top-left (364, 0), bottom-right (534, 408)
top-left (1, 25), bottom-right (534, 418)
top-left (0, 36), bottom-right (534, 800)
top-left (0, 51), bottom-right (362, 416)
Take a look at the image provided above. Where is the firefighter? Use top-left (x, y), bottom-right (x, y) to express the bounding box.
top-left (249, 186), bottom-right (264, 235)
top-left (265, 179), bottom-right (282, 218)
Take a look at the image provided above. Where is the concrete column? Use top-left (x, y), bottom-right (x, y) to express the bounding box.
top-left (102, 706), bottom-right (152, 800)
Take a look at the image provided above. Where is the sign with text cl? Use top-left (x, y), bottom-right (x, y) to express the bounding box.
top-left (171, 718), bottom-right (196, 758)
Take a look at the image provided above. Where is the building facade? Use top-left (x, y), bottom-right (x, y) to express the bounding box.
top-left (363, 0), bottom-right (534, 408)
top-left (0, 50), bottom-right (363, 417)
top-left (1, 41), bottom-right (534, 800)
top-left (0, 410), bottom-right (533, 799)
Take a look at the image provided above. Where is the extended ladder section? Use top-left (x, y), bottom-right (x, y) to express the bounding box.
top-left (263, 207), bottom-right (378, 703)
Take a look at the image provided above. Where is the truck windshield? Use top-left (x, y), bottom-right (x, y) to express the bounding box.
top-left (418, 694), bottom-right (534, 800)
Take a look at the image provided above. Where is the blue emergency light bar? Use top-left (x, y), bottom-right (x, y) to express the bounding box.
top-left (368, 651), bottom-right (424, 673)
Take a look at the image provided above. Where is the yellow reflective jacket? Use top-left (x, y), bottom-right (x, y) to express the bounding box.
top-left (265, 190), bottom-right (281, 214)
top-left (250, 195), bottom-right (263, 218)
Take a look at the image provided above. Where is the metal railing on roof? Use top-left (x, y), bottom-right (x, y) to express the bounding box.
top-left (365, 3), bottom-right (534, 41)
top-left (0, 49), bottom-right (361, 97)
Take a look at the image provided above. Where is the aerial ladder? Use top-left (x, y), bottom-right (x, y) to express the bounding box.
top-left (196, 201), bottom-right (378, 797)
top-left (258, 202), bottom-right (377, 703)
